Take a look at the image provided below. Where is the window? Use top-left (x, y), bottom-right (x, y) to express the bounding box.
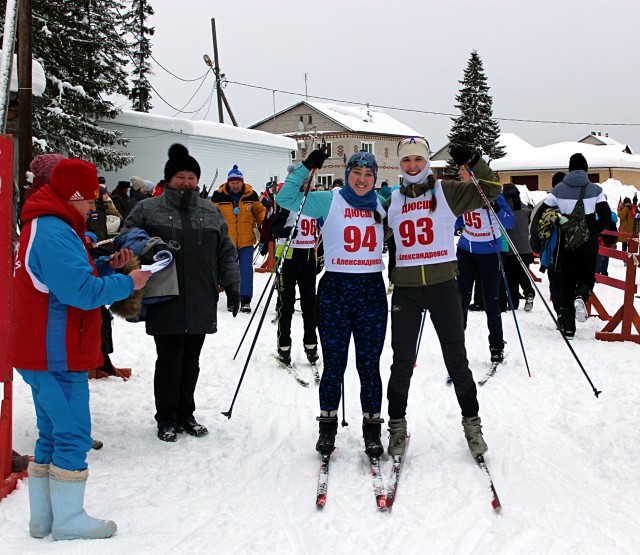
top-left (361, 141), bottom-right (375, 154)
top-left (317, 174), bottom-right (333, 188)
top-left (291, 150), bottom-right (297, 160)
top-left (308, 115), bottom-right (313, 125)
top-left (324, 141), bottom-right (333, 158)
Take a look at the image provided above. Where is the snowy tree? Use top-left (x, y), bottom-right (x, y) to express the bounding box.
top-left (122, 0), bottom-right (154, 112)
top-left (0, 0), bottom-right (133, 171)
top-left (447, 50), bottom-right (505, 174)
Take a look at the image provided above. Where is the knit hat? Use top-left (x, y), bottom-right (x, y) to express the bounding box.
top-left (227, 164), bottom-right (244, 182)
top-left (163, 143), bottom-right (202, 183)
top-left (345, 151), bottom-right (378, 185)
top-left (286, 164), bottom-right (296, 175)
top-left (130, 176), bottom-right (146, 191)
top-left (98, 176), bottom-right (106, 185)
top-left (99, 185), bottom-right (108, 198)
top-left (397, 137), bottom-right (430, 160)
top-left (569, 153), bottom-right (588, 173)
top-left (29, 153), bottom-right (66, 188)
top-left (51, 158), bottom-right (100, 202)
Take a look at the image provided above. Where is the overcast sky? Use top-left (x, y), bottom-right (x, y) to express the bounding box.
top-left (128, 0), bottom-right (640, 154)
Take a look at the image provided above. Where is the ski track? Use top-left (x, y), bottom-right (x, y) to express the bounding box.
top-left (2, 255), bottom-right (640, 553)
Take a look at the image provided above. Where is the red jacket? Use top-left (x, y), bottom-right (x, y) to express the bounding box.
top-left (11, 186), bottom-right (132, 371)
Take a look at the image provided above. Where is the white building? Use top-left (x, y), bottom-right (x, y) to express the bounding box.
top-left (99, 111), bottom-right (297, 191)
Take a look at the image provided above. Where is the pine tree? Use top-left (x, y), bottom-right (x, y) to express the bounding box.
top-left (1, 0), bottom-right (133, 171)
top-left (447, 50), bottom-right (505, 174)
top-left (122, 0), bottom-right (154, 112)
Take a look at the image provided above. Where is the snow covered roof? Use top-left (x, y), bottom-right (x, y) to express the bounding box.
top-left (579, 133), bottom-right (622, 146)
top-left (251, 101), bottom-right (422, 138)
top-left (304, 102), bottom-right (422, 137)
top-left (0, 50), bottom-right (46, 96)
top-left (497, 133), bottom-right (536, 156)
top-left (111, 110), bottom-right (297, 150)
top-left (490, 141), bottom-right (640, 171)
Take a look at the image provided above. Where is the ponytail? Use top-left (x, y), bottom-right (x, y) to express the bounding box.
top-left (427, 174), bottom-right (437, 212)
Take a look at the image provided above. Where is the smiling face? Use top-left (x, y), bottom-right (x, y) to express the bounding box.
top-left (400, 155), bottom-right (427, 176)
top-left (347, 167), bottom-right (376, 196)
top-left (169, 171), bottom-right (198, 190)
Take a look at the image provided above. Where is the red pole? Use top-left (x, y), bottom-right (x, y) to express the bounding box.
top-left (0, 134), bottom-right (25, 501)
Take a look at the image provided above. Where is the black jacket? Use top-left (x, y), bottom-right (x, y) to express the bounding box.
top-left (123, 188), bottom-right (240, 335)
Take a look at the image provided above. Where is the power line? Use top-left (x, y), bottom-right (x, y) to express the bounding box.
top-left (227, 79), bottom-right (640, 128)
top-left (150, 54), bottom-right (209, 82)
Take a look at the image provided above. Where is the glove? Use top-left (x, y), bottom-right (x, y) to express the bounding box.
top-left (449, 145), bottom-right (479, 167)
top-left (302, 145), bottom-right (328, 170)
top-left (259, 242), bottom-right (269, 256)
top-left (284, 226), bottom-right (298, 240)
top-left (227, 287), bottom-right (240, 318)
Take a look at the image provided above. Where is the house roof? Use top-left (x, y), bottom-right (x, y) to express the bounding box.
top-left (490, 141), bottom-right (640, 172)
top-left (250, 101), bottom-right (422, 138)
top-left (579, 133), bottom-right (622, 146)
top-left (110, 111), bottom-right (296, 150)
top-left (430, 133), bottom-right (536, 167)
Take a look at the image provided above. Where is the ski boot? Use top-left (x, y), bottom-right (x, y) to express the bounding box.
top-left (276, 347), bottom-right (292, 366)
top-left (362, 413), bottom-right (384, 458)
top-left (316, 411), bottom-right (338, 455)
top-left (387, 417), bottom-right (408, 457)
top-left (304, 344), bottom-right (319, 364)
top-left (461, 415), bottom-right (488, 457)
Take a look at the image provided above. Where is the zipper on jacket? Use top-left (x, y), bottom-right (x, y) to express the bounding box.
top-left (198, 218), bottom-right (203, 245)
top-left (169, 216), bottom-right (177, 241)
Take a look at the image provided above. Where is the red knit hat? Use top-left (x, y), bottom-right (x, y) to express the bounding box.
top-left (29, 153), bottom-right (67, 189)
top-left (51, 159), bottom-right (100, 201)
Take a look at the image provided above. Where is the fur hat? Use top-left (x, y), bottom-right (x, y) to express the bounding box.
top-left (130, 176), bottom-right (146, 191)
top-left (227, 164), bottom-right (244, 182)
top-left (29, 154), bottom-right (66, 189)
top-left (345, 151), bottom-right (378, 185)
top-left (163, 143), bottom-right (201, 183)
top-left (397, 137), bottom-right (430, 160)
top-left (116, 180), bottom-right (131, 190)
top-left (51, 158), bottom-right (100, 202)
top-left (569, 153), bottom-right (588, 173)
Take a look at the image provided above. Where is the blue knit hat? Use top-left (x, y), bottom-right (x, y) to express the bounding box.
top-left (345, 151), bottom-right (378, 185)
top-left (228, 165), bottom-right (244, 182)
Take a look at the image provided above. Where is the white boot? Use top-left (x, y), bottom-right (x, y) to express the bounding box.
top-left (27, 462), bottom-right (53, 538)
top-left (49, 464), bottom-right (117, 540)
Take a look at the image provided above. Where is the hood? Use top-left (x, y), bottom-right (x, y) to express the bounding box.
top-left (21, 184), bottom-right (87, 236)
top-left (563, 170), bottom-right (591, 188)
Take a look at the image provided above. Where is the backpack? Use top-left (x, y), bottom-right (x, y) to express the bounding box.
top-left (561, 185), bottom-right (590, 250)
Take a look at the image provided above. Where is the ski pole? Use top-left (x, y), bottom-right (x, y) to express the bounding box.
top-left (223, 168), bottom-right (319, 418)
top-left (414, 309), bottom-right (427, 367)
top-left (232, 168), bottom-right (318, 360)
top-left (480, 201), bottom-right (532, 378)
top-left (340, 381), bottom-right (348, 427)
top-left (466, 165), bottom-right (601, 398)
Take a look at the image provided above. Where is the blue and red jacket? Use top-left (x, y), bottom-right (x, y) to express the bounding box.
top-left (10, 185), bottom-right (133, 372)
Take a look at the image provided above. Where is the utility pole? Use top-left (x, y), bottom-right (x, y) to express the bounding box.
top-left (210, 18), bottom-right (224, 124)
top-left (17, 0), bottom-right (32, 202)
top-left (205, 18), bottom-right (237, 126)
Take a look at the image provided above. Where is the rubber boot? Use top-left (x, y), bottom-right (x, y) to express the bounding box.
top-left (28, 462), bottom-right (53, 538)
top-left (49, 464), bottom-right (117, 540)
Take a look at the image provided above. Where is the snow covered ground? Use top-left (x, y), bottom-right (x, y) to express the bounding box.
top-left (2, 250), bottom-right (640, 554)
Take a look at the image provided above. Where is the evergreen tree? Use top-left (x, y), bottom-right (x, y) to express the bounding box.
top-left (1, 0), bottom-right (132, 171)
top-left (447, 50), bottom-right (505, 174)
top-left (122, 0), bottom-right (154, 112)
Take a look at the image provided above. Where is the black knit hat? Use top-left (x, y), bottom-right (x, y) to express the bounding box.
top-left (164, 143), bottom-right (202, 183)
top-left (569, 153), bottom-right (588, 173)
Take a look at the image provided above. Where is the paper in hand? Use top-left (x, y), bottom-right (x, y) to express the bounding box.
top-left (141, 250), bottom-right (173, 274)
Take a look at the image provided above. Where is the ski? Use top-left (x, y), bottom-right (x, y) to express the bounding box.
top-left (309, 361), bottom-right (321, 384)
top-left (316, 454), bottom-right (331, 508)
top-left (385, 434), bottom-right (410, 511)
top-left (368, 456), bottom-right (388, 510)
top-left (272, 355), bottom-right (309, 387)
top-left (478, 362), bottom-right (500, 386)
top-left (475, 455), bottom-right (502, 511)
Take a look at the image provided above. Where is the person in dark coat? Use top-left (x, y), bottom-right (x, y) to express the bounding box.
top-left (110, 181), bottom-right (130, 222)
top-left (123, 144), bottom-right (241, 442)
top-left (530, 153), bottom-right (611, 338)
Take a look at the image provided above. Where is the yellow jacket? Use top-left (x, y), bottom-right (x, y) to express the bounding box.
top-left (211, 182), bottom-right (266, 249)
